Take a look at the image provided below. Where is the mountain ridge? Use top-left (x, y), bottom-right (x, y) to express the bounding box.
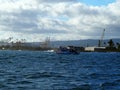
top-left (28, 38), bottom-right (120, 47)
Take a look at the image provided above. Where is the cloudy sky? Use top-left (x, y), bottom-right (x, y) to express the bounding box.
top-left (0, 0), bottom-right (120, 42)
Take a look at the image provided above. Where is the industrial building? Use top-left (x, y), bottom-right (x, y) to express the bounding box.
top-left (85, 47), bottom-right (106, 52)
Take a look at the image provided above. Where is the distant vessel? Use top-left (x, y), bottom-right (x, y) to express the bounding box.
top-left (56, 46), bottom-right (79, 54)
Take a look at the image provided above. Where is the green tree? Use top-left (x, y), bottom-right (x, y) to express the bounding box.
top-left (106, 39), bottom-right (117, 51)
top-left (108, 39), bottom-right (114, 47)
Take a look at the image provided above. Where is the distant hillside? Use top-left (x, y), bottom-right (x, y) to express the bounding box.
top-left (31, 38), bottom-right (120, 47)
top-left (0, 39), bottom-right (120, 50)
top-left (50, 38), bottom-right (120, 47)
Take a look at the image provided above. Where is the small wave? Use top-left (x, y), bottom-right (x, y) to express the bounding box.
top-left (101, 82), bottom-right (116, 87)
top-left (100, 81), bottom-right (120, 90)
top-left (115, 79), bottom-right (120, 83)
top-left (15, 80), bottom-right (33, 84)
top-left (88, 73), bottom-right (110, 79)
top-left (25, 72), bottom-right (64, 79)
top-left (43, 50), bottom-right (54, 52)
top-left (71, 84), bottom-right (91, 90)
top-left (0, 83), bottom-right (8, 88)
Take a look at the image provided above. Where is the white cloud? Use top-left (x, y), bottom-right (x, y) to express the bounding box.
top-left (37, 0), bottom-right (77, 3)
top-left (0, 0), bottom-right (120, 42)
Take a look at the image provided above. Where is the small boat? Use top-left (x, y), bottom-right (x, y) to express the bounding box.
top-left (56, 46), bottom-right (79, 54)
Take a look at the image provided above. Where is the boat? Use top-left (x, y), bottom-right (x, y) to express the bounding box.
top-left (56, 46), bottom-right (79, 54)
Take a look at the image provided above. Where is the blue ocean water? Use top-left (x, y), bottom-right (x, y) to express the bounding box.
top-left (0, 50), bottom-right (120, 90)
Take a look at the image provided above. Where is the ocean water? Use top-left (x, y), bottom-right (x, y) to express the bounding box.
top-left (0, 50), bottom-right (120, 90)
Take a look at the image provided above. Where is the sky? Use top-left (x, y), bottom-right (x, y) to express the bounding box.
top-left (79, 0), bottom-right (116, 6)
top-left (0, 0), bottom-right (120, 42)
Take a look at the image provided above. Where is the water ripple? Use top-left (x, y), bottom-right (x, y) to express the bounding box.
top-left (0, 51), bottom-right (119, 89)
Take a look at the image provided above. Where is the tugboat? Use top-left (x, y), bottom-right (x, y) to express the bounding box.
top-left (56, 46), bottom-right (79, 54)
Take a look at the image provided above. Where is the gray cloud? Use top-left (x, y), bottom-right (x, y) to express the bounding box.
top-left (0, 0), bottom-right (120, 41)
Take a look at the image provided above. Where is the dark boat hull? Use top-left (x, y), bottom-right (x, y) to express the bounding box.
top-left (56, 46), bottom-right (80, 55)
top-left (56, 50), bottom-right (79, 55)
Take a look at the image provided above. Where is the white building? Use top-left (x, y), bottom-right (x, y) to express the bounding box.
top-left (85, 47), bottom-right (106, 52)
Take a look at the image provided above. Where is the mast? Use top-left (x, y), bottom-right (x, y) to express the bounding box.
top-left (99, 29), bottom-right (105, 47)
top-left (41, 37), bottom-right (51, 48)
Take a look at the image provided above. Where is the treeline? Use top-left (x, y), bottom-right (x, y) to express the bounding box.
top-left (105, 39), bottom-right (120, 51)
top-left (0, 44), bottom-right (52, 51)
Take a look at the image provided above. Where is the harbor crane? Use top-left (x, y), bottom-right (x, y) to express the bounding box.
top-left (98, 29), bottom-right (105, 47)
